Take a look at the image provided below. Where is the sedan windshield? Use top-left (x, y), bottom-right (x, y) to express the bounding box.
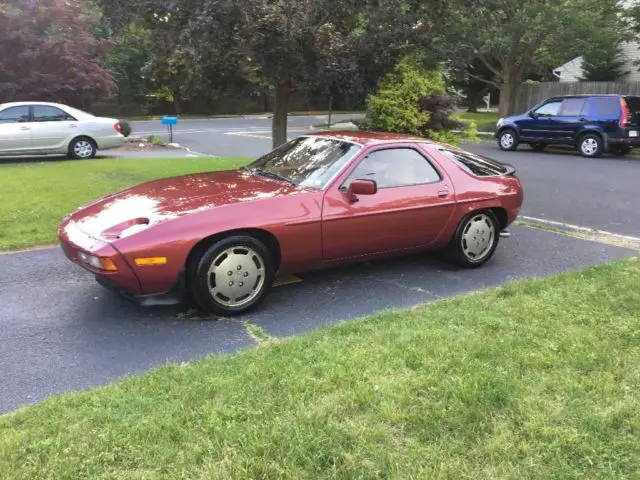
top-left (245, 136), bottom-right (361, 188)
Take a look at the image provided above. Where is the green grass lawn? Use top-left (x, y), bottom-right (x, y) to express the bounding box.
top-left (457, 111), bottom-right (500, 132)
top-left (1, 258), bottom-right (639, 479)
top-left (0, 156), bottom-right (249, 250)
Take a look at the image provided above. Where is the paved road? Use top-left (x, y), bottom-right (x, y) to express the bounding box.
top-left (0, 226), bottom-right (635, 412)
top-left (2, 115), bottom-right (639, 412)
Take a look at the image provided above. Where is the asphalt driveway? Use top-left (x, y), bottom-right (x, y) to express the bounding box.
top-left (0, 226), bottom-right (636, 412)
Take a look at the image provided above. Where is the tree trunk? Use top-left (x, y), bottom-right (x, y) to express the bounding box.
top-left (272, 81), bottom-right (290, 149)
top-left (498, 70), bottom-right (520, 116)
top-left (466, 87), bottom-right (480, 113)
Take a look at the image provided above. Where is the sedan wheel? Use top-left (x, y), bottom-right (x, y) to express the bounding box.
top-left (447, 210), bottom-right (500, 268)
top-left (69, 138), bottom-right (97, 159)
top-left (190, 236), bottom-right (275, 315)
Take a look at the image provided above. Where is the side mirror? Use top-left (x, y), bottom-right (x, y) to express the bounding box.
top-left (528, 110), bottom-right (537, 118)
top-left (346, 179), bottom-right (377, 202)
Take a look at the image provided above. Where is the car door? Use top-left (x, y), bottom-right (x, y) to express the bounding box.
top-left (0, 106), bottom-right (33, 153)
top-left (321, 145), bottom-right (456, 261)
top-left (30, 105), bottom-right (78, 151)
top-left (520, 99), bottom-right (563, 141)
top-left (553, 97), bottom-right (587, 141)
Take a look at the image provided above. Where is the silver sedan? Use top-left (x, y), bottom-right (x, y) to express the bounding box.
top-left (0, 102), bottom-right (124, 159)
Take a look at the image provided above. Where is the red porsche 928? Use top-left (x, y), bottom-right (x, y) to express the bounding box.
top-left (59, 131), bottom-right (523, 315)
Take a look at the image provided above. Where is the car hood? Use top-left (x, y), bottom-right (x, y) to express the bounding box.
top-left (62, 169), bottom-right (301, 241)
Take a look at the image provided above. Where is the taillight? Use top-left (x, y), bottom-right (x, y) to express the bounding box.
top-left (620, 98), bottom-right (629, 128)
top-left (114, 121), bottom-right (122, 133)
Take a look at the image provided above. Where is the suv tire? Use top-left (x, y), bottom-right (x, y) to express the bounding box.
top-left (497, 129), bottom-right (518, 151)
top-left (578, 133), bottom-right (603, 158)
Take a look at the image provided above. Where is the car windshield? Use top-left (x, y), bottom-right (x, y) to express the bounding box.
top-left (245, 136), bottom-right (361, 188)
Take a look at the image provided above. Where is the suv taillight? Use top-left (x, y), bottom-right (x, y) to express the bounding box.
top-left (620, 98), bottom-right (629, 128)
top-left (114, 121), bottom-right (122, 133)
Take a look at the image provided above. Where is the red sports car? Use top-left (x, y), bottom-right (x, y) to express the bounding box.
top-left (59, 131), bottom-right (523, 315)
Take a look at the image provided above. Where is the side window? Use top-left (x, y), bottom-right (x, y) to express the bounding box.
top-left (346, 148), bottom-right (441, 188)
top-left (33, 105), bottom-right (75, 122)
top-left (0, 106), bottom-right (30, 124)
top-left (534, 101), bottom-right (562, 117)
top-left (559, 98), bottom-right (586, 116)
top-left (587, 97), bottom-right (620, 117)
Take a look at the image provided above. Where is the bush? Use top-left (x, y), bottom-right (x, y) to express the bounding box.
top-left (366, 58), bottom-right (445, 136)
top-left (119, 120), bottom-right (132, 137)
top-left (365, 58), bottom-right (469, 143)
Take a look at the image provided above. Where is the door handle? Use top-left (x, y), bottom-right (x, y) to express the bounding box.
top-left (69, 124), bottom-right (78, 128)
top-left (20, 126), bottom-right (30, 131)
top-left (437, 188), bottom-right (450, 198)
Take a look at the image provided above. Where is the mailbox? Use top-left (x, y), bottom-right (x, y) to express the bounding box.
top-left (160, 116), bottom-right (178, 143)
top-left (161, 116), bottom-right (178, 125)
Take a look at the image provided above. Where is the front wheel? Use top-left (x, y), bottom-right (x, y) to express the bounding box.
top-left (497, 129), bottom-right (518, 151)
top-left (69, 137), bottom-right (97, 159)
top-left (190, 236), bottom-right (275, 316)
top-left (447, 210), bottom-right (500, 268)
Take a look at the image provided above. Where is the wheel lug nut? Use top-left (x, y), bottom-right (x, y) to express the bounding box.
top-left (229, 281), bottom-right (234, 286)
top-left (237, 265), bottom-right (242, 271)
top-left (227, 271), bottom-right (232, 276)
top-left (239, 282), bottom-right (244, 287)
top-left (243, 272), bottom-right (249, 277)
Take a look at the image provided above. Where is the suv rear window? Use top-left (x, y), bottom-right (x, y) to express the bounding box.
top-left (587, 97), bottom-right (620, 117)
top-left (438, 148), bottom-right (513, 176)
top-left (624, 96), bottom-right (640, 114)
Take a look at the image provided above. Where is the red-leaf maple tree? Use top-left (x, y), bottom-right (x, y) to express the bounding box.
top-left (0, 0), bottom-right (115, 105)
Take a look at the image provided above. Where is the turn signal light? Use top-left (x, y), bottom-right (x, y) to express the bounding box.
top-left (134, 257), bottom-right (168, 266)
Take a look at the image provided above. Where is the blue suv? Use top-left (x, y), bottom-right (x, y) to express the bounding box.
top-left (495, 94), bottom-right (640, 157)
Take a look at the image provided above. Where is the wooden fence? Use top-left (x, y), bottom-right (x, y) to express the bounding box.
top-left (515, 81), bottom-right (640, 113)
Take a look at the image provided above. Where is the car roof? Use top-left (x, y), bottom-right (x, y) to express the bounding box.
top-left (0, 101), bottom-right (70, 109)
top-left (305, 130), bottom-right (431, 146)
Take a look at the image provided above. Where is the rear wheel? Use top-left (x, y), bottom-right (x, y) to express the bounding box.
top-left (447, 210), bottom-right (500, 268)
top-left (610, 145), bottom-right (632, 156)
top-left (497, 129), bottom-right (518, 151)
top-left (69, 137), bottom-right (97, 159)
top-left (189, 235), bottom-right (275, 316)
top-left (578, 133), bottom-right (603, 158)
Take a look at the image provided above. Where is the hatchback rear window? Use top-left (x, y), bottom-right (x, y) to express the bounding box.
top-left (438, 148), bottom-right (512, 176)
top-left (587, 97), bottom-right (620, 117)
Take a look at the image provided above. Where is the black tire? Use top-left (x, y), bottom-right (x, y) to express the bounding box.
top-left (578, 133), bottom-right (603, 158)
top-left (446, 210), bottom-right (500, 268)
top-left (189, 235), bottom-right (275, 316)
top-left (497, 129), bottom-right (518, 151)
top-left (610, 145), bottom-right (632, 156)
top-left (530, 143), bottom-right (546, 152)
top-left (68, 137), bottom-right (97, 159)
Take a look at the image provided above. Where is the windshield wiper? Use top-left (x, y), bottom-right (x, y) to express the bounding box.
top-left (254, 169), bottom-right (296, 186)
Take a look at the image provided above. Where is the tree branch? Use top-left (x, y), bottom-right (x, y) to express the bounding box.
top-left (475, 51), bottom-right (501, 77)
top-left (467, 71), bottom-right (501, 89)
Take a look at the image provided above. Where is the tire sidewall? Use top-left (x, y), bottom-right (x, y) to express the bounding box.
top-left (69, 137), bottom-right (97, 159)
top-left (498, 129), bottom-right (518, 151)
top-left (450, 210), bottom-right (500, 268)
top-left (191, 235), bottom-right (275, 316)
top-left (578, 134), bottom-right (603, 158)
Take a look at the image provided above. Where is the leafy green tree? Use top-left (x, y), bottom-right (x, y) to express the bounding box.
top-left (440, 0), bottom-right (627, 115)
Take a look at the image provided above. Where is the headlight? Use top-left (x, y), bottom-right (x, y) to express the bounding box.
top-left (77, 252), bottom-right (118, 271)
top-left (497, 118), bottom-right (504, 128)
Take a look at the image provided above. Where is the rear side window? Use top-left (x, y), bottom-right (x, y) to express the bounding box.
top-left (587, 97), bottom-right (620, 117)
top-left (439, 148), bottom-right (510, 176)
top-left (0, 106), bottom-right (30, 124)
top-left (33, 105), bottom-right (75, 122)
top-left (559, 98), bottom-right (586, 116)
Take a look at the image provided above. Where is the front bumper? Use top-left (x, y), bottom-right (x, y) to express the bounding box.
top-left (95, 270), bottom-right (186, 306)
top-left (59, 223), bottom-right (143, 295)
